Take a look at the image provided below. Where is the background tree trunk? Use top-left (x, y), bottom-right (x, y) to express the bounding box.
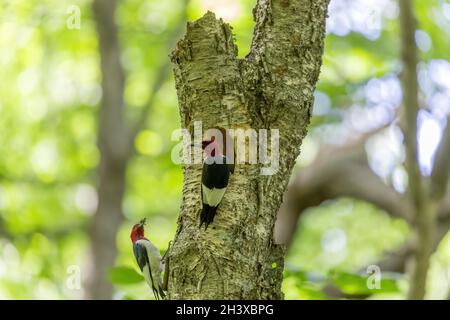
top-left (167, 0), bottom-right (329, 299)
top-left (85, 0), bottom-right (128, 299)
top-left (86, 0), bottom-right (188, 299)
top-left (274, 0), bottom-right (450, 300)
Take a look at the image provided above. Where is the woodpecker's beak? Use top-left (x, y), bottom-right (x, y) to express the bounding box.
top-left (138, 218), bottom-right (146, 228)
top-left (201, 140), bottom-right (211, 150)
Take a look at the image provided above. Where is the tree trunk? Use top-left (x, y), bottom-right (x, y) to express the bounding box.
top-left (167, 0), bottom-right (329, 299)
top-left (86, 157), bottom-right (127, 299)
top-left (85, 0), bottom-right (128, 299)
top-left (273, 0), bottom-right (450, 300)
top-left (86, 0), bottom-right (189, 299)
top-left (399, 0), bottom-right (436, 300)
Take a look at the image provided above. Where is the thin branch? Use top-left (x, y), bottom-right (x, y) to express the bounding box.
top-left (128, 61), bottom-right (171, 143)
top-left (399, 0), bottom-right (435, 300)
top-left (399, 0), bottom-right (424, 212)
top-left (431, 117), bottom-right (450, 200)
top-left (438, 189), bottom-right (450, 218)
top-left (127, 0), bottom-right (190, 148)
top-left (274, 127), bottom-right (411, 245)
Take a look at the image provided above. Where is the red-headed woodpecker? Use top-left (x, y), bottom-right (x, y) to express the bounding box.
top-left (130, 219), bottom-right (165, 300)
top-left (200, 128), bottom-right (233, 230)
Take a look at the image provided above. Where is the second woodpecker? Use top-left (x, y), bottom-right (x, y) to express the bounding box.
top-left (200, 128), bottom-right (233, 229)
top-left (130, 219), bottom-right (165, 300)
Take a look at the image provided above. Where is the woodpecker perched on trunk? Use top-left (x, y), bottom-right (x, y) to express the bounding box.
top-left (130, 219), bottom-right (165, 300)
top-left (200, 128), bottom-right (233, 230)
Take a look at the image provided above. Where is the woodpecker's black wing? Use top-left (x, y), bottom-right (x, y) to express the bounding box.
top-left (201, 156), bottom-right (231, 189)
top-left (133, 242), bottom-right (146, 271)
top-left (133, 242), bottom-right (160, 300)
top-left (200, 155), bottom-right (231, 229)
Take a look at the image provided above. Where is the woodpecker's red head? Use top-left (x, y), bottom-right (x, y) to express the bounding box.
top-left (202, 127), bottom-right (228, 157)
top-left (130, 218), bottom-right (146, 243)
top-left (202, 137), bottom-right (215, 150)
top-left (203, 139), bottom-right (222, 157)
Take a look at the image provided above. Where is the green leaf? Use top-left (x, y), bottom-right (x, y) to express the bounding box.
top-left (283, 269), bottom-right (327, 300)
top-left (329, 271), bottom-right (400, 295)
top-left (108, 266), bottom-right (144, 285)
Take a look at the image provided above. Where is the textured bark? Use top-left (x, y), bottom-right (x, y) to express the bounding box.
top-left (167, 0), bottom-right (329, 299)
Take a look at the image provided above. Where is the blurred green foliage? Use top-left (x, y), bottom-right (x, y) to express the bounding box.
top-left (108, 266), bottom-right (143, 285)
top-left (0, 0), bottom-right (449, 299)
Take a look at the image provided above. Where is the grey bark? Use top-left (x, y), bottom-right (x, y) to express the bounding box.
top-left (167, 0), bottom-right (329, 299)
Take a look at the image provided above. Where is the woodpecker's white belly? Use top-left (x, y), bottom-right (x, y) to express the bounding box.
top-left (202, 184), bottom-right (227, 207)
top-left (142, 265), bottom-right (153, 288)
top-left (136, 239), bottom-right (163, 287)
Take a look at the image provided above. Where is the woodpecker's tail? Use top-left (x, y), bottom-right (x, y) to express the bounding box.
top-left (158, 284), bottom-right (166, 300)
top-left (199, 204), bottom-right (218, 230)
top-left (151, 285), bottom-right (160, 300)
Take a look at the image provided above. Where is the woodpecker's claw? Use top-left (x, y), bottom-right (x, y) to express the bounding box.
top-left (161, 241), bottom-right (173, 261)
